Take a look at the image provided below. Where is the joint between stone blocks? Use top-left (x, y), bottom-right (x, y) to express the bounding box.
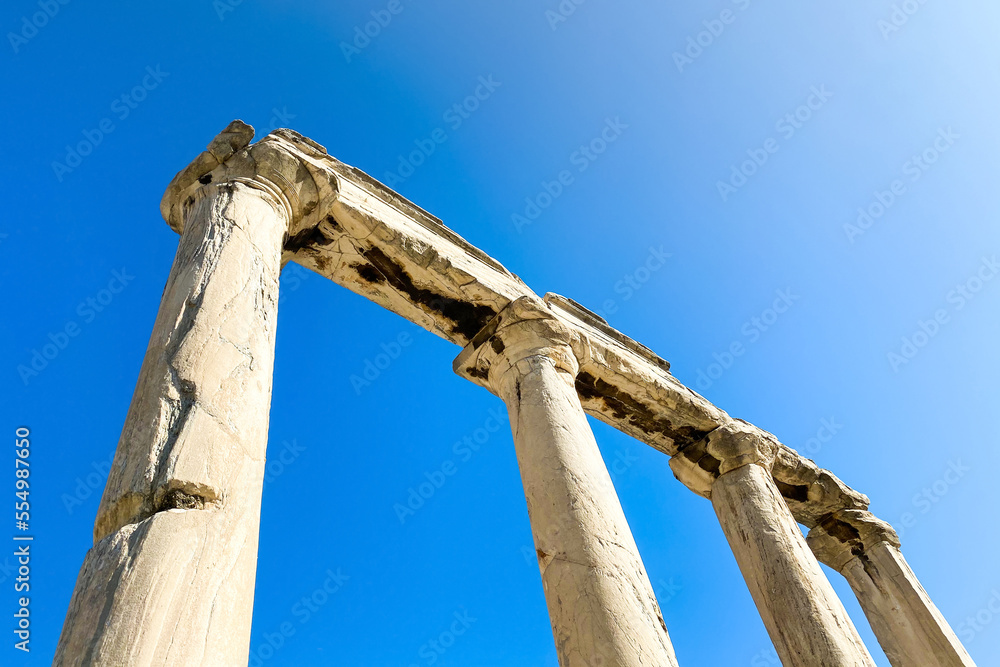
top-left (706, 420), bottom-right (778, 475)
top-left (669, 420), bottom-right (784, 497)
top-left (454, 295), bottom-right (585, 396)
top-left (807, 509), bottom-right (901, 572)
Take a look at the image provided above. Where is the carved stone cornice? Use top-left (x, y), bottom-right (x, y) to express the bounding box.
top-left (453, 295), bottom-right (589, 398)
top-left (159, 121), bottom-right (878, 532)
top-left (669, 419), bottom-right (781, 497)
top-left (160, 121), bottom-right (339, 249)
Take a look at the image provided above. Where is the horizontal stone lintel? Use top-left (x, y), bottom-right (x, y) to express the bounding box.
top-left (162, 123), bottom-right (869, 528)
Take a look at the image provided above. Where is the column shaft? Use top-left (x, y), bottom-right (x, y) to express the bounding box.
top-left (807, 512), bottom-right (976, 667)
top-left (712, 464), bottom-right (876, 666)
top-left (498, 353), bottom-right (678, 667)
top-left (844, 543), bottom-right (976, 666)
top-left (55, 181), bottom-right (288, 666)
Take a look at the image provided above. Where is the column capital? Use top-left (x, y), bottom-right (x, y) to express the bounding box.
top-left (160, 120), bottom-right (339, 246)
top-left (454, 295), bottom-right (587, 396)
top-left (807, 509), bottom-right (900, 572)
top-left (670, 420), bottom-right (779, 495)
top-left (707, 420), bottom-right (779, 474)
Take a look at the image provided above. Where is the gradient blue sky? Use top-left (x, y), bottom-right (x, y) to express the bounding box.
top-left (3, 1), bottom-right (999, 665)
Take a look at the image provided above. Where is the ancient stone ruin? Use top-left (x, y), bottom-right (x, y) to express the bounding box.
top-left (55, 121), bottom-right (977, 666)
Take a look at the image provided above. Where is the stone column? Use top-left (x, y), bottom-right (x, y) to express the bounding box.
top-left (56, 122), bottom-right (333, 666)
top-left (455, 296), bottom-right (679, 667)
top-left (670, 422), bottom-right (876, 667)
top-left (808, 510), bottom-right (976, 667)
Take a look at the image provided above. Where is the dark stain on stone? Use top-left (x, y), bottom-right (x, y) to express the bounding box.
top-left (324, 214), bottom-right (342, 231)
top-left (355, 264), bottom-right (385, 284)
top-left (673, 438), bottom-right (720, 478)
top-left (468, 365), bottom-right (490, 381)
top-left (490, 337), bottom-right (505, 354)
top-left (575, 372), bottom-right (710, 449)
top-left (360, 246), bottom-right (496, 340)
top-left (284, 226), bottom-right (333, 253)
top-left (775, 480), bottom-right (810, 503)
top-left (198, 173), bottom-right (213, 184)
top-left (313, 254), bottom-right (331, 273)
top-left (697, 453), bottom-right (721, 475)
top-left (157, 489), bottom-right (206, 512)
top-left (816, 514), bottom-right (868, 560)
top-left (817, 515), bottom-right (862, 545)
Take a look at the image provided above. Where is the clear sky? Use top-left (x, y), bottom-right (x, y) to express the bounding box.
top-left (3, 1), bottom-right (999, 665)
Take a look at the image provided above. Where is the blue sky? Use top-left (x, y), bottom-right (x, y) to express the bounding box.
top-left (3, 1), bottom-right (999, 665)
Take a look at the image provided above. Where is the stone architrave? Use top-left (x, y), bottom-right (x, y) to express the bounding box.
top-left (55, 121), bottom-right (977, 666)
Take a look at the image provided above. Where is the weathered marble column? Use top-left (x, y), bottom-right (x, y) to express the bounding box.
top-left (671, 421), bottom-right (876, 667)
top-left (455, 296), bottom-right (678, 667)
top-left (807, 510), bottom-right (976, 667)
top-left (56, 122), bottom-right (334, 666)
